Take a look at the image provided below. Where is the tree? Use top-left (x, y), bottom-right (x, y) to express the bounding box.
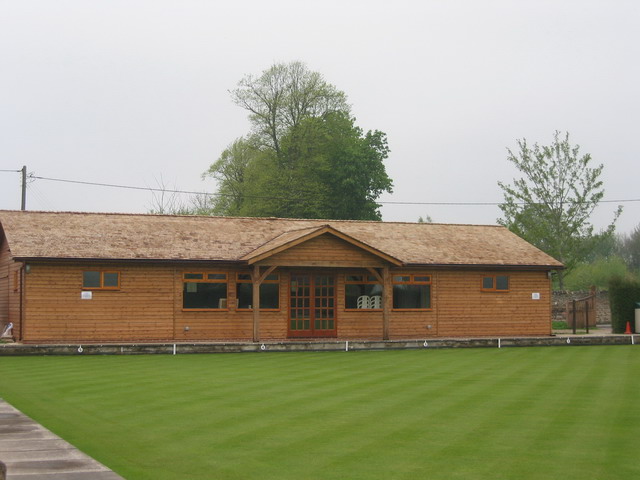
top-left (148, 175), bottom-right (216, 216)
top-left (619, 224), bottom-right (640, 272)
top-left (584, 230), bottom-right (619, 262)
top-left (231, 61), bottom-right (349, 155)
top-left (498, 131), bottom-right (622, 289)
top-left (148, 175), bottom-right (189, 215)
top-left (232, 112), bottom-right (392, 220)
top-left (202, 137), bottom-right (258, 216)
top-left (287, 112), bottom-right (391, 220)
top-left (205, 62), bottom-right (393, 220)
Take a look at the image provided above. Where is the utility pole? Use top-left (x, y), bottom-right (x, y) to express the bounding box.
top-left (21, 165), bottom-right (27, 210)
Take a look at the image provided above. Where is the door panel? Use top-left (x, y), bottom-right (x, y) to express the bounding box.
top-left (289, 274), bottom-right (311, 332)
top-left (289, 274), bottom-right (336, 337)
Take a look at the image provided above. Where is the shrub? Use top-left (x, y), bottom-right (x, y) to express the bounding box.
top-left (563, 256), bottom-right (630, 291)
top-left (552, 320), bottom-right (569, 330)
top-left (609, 275), bottom-right (640, 333)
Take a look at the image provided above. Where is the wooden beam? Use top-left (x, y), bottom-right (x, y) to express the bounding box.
top-left (382, 266), bottom-right (390, 340)
top-left (251, 266), bottom-right (277, 342)
top-left (252, 265), bottom-right (260, 342)
top-left (366, 267), bottom-right (383, 284)
top-left (255, 260), bottom-right (386, 268)
top-left (258, 265), bottom-right (277, 284)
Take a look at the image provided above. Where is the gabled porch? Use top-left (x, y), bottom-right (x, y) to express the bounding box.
top-left (241, 224), bottom-right (402, 341)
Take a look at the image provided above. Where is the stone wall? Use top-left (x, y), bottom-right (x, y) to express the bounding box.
top-left (552, 290), bottom-right (611, 325)
top-left (0, 334), bottom-right (638, 356)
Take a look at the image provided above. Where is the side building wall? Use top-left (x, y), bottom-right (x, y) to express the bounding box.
top-left (0, 235), bottom-right (10, 330)
top-left (434, 270), bottom-right (551, 337)
top-left (386, 270), bottom-right (551, 339)
top-left (21, 263), bottom-right (287, 343)
top-left (23, 263), bottom-right (176, 342)
top-left (0, 233), bottom-right (22, 340)
top-left (20, 263), bottom-right (552, 342)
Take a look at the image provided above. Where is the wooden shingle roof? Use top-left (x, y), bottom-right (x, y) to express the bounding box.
top-left (0, 210), bottom-right (563, 268)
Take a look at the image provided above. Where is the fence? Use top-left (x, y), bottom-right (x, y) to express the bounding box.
top-left (566, 287), bottom-right (597, 333)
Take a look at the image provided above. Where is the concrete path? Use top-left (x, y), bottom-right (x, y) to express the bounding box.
top-left (0, 399), bottom-right (123, 479)
top-left (553, 323), bottom-right (613, 336)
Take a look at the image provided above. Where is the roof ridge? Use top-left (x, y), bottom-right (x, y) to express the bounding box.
top-left (0, 210), bottom-right (504, 228)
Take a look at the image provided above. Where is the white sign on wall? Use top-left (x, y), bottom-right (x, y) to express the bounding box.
top-left (531, 293), bottom-right (541, 300)
top-left (81, 291), bottom-right (92, 300)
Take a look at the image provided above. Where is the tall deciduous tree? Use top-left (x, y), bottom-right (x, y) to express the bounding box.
top-left (498, 131), bottom-right (622, 289)
top-left (231, 61), bottom-right (349, 155)
top-left (234, 112), bottom-right (392, 220)
top-left (205, 62), bottom-right (392, 220)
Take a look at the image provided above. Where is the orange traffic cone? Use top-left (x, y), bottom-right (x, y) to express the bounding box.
top-left (625, 321), bottom-right (633, 334)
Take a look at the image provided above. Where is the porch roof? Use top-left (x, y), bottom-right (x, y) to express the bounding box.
top-left (241, 225), bottom-right (403, 266)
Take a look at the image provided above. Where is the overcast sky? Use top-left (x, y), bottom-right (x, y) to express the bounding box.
top-left (1, 0), bottom-right (638, 233)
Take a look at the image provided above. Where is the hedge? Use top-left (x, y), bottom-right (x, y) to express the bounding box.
top-left (609, 275), bottom-right (640, 333)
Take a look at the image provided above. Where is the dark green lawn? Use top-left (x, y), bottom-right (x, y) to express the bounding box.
top-left (1, 346), bottom-right (638, 479)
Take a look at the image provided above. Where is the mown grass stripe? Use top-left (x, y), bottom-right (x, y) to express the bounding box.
top-left (1, 347), bottom-right (639, 479)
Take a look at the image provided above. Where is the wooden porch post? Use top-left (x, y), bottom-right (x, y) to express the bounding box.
top-left (252, 265), bottom-right (260, 342)
top-left (366, 266), bottom-right (391, 341)
top-left (382, 267), bottom-right (391, 340)
top-left (252, 265), bottom-right (278, 343)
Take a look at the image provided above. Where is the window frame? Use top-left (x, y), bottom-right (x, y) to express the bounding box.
top-left (391, 274), bottom-right (432, 311)
top-left (344, 274), bottom-right (383, 311)
top-left (236, 272), bottom-right (281, 311)
top-left (481, 275), bottom-right (510, 293)
top-left (82, 271), bottom-right (120, 291)
top-left (182, 271), bottom-right (229, 311)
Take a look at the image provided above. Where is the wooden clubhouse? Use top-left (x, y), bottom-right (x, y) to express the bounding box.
top-left (0, 210), bottom-right (563, 343)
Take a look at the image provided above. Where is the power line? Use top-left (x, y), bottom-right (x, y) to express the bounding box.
top-left (32, 175), bottom-right (290, 201)
top-left (31, 174), bottom-right (640, 207)
top-left (34, 175), bottom-right (208, 195)
top-left (380, 199), bottom-right (639, 206)
top-left (27, 182), bottom-right (55, 211)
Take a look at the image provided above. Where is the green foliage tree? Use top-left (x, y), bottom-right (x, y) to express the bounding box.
top-left (584, 229), bottom-right (619, 262)
top-left (563, 256), bottom-right (630, 291)
top-left (619, 224), bottom-right (640, 273)
top-left (498, 131), bottom-right (622, 289)
top-left (206, 62), bottom-right (393, 220)
top-left (202, 137), bottom-right (259, 216)
top-left (231, 61), bottom-right (349, 155)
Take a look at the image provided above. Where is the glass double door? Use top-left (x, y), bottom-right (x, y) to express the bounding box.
top-left (289, 274), bottom-right (336, 338)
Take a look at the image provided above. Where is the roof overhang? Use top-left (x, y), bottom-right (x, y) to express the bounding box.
top-left (13, 258), bottom-right (563, 271)
top-left (12, 257), bottom-right (238, 265)
top-left (403, 263), bottom-right (564, 271)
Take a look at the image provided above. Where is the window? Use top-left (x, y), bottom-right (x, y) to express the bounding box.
top-left (236, 273), bottom-right (280, 310)
top-left (183, 272), bottom-right (228, 309)
top-left (482, 275), bottom-right (509, 292)
top-left (82, 271), bottom-right (120, 290)
top-left (345, 274), bottom-right (383, 310)
top-left (392, 274), bottom-right (431, 310)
